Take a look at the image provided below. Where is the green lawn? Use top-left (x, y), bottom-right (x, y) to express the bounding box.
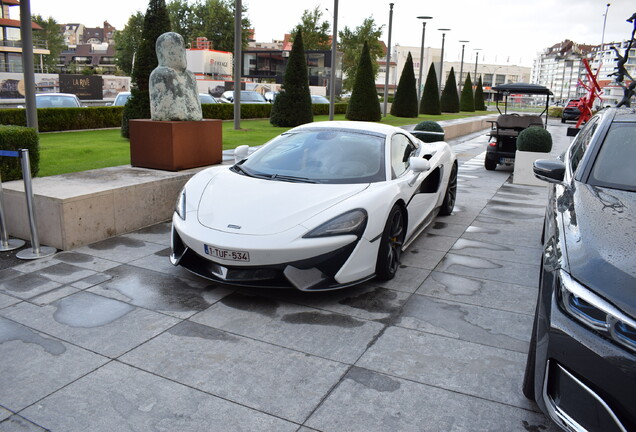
top-left (38, 111), bottom-right (491, 177)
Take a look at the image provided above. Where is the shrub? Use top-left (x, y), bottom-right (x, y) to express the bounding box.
top-left (474, 75), bottom-right (486, 111)
top-left (412, 120), bottom-right (445, 142)
top-left (346, 41), bottom-right (381, 122)
top-left (548, 106), bottom-right (564, 118)
top-left (516, 126), bottom-right (553, 153)
top-left (0, 126), bottom-right (39, 181)
top-left (0, 107), bottom-right (124, 132)
top-left (440, 67), bottom-right (460, 113)
top-left (420, 63), bottom-right (440, 115)
top-left (390, 52), bottom-right (418, 118)
top-left (459, 73), bottom-right (475, 112)
top-left (270, 28), bottom-right (313, 127)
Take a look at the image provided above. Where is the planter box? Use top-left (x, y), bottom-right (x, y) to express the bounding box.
top-left (129, 119), bottom-right (222, 171)
top-left (513, 150), bottom-right (548, 186)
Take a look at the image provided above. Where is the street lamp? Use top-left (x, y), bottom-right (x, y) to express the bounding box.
top-left (473, 48), bottom-right (482, 83)
top-left (329, 0), bottom-right (338, 121)
top-left (383, 3), bottom-right (394, 117)
top-left (458, 40), bottom-right (469, 91)
top-left (438, 28), bottom-right (451, 93)
top-left (416, 16), bottom-right (432, 103)
top-left (601, 3), bottom-right (611, 51)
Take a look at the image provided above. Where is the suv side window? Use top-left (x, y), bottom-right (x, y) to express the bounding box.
top-left (569, 116), bottom-right (599, 175)
top-left (391, 133), bottom-right (417, 178)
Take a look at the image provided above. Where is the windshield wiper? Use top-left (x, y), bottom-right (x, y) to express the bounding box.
top-left (231, 164), bottom-right (272, 180)
top-left (271, 174), bottom-right (318, 183)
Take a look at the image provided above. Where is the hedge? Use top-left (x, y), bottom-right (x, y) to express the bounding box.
top-left (0, 103), bottom-right (349, 133)
top-left (0, 125), bottom-right (39, 181)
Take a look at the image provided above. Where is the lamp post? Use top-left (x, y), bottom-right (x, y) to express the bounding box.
top-left (601, 3), bottom-right (611, 51)
top-left (416, 16), bottom-right (432, 103)
top-left (438, 28), bottom-right (450, 93)
top-left (383, 3), bottom-right (394, 117)
top-left (458, 40), bottom-right (469, 91)
top-left (473, 48), bottom-right (482, 83)
top-left (329, 0), bottom-right (339, 120)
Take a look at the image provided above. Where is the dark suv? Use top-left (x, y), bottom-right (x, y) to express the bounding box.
top-left (523, 107), bottom-right (636, 432)
top-left (561, 99), bottom-right (581, 123)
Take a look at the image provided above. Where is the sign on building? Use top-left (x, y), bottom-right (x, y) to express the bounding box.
top-left (59, 74), bottom-right (104, 100)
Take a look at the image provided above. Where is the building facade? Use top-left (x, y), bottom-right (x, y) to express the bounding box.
top-left (588, 40), bottom-right (636, 106)
top-left (0, 0), bottom-right (49, 73)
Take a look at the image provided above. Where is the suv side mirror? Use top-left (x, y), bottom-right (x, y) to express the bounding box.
top-left (533, 159), bottom-right (565, 184)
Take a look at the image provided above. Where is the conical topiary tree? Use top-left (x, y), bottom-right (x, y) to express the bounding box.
top-left (270, 28), bottom-right (313, 127)
top-left (474, 75), bottom-right (486, 111)
top-left (346, 41), bottom-right (381, 122)
top-left (460, 72), bottom-right (475, 112)
top-left (390, 52), bottom-right (418, 118)
top-left (420, 63), bottom-right (440, 115)
top-left (121, 0), bottom-right (171, 137)
top-left (440, 67), bottom-right (460, 113)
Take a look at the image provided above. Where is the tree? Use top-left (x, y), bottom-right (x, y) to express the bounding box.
top-left (291, 6), bottom-right (331, 50)
top-left (346, 41), bottom-right (381, 122)
top-left (167, 0), bottom-right (196, 45)
top-left (390, 52), bottom-right (418, 118)
top-left (338, 18), bottom-right (384, 92)
top-left (440, 67), bottom-right (460, 113)
top-left (114, 12), bottom-right (145, 76)
top-left (420, 63), bottom-right (441, 115)
top-left (32, 15), bottom-right (65, 73)
top-left (121, 0), bottom-right (171, 138)
top-left (270, 29), bottom-right (313, 127)
top-left (190, 0), bottom-right (251, 52)
top-left (460, 73), bottom-right (475, 112)
top-left (474, 75), bottom-right (486, 111)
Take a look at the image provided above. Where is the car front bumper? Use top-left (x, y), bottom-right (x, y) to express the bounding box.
top-left (535, 293), bottom-right (636, 432)
top-left (170, 215), bottom-right (377, 291)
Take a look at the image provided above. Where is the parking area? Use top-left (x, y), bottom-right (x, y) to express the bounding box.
top-left (0, 122), bottom-right (571, 431)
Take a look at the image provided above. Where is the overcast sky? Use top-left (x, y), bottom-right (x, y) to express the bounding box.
top-left (27, 0), bottom-right (636, 67)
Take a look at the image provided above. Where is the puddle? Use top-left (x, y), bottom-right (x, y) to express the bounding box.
top-left (168, 321), bottom-right (239, 342)
top-left (136, 224), bottom-right (171, 235)
top-left (451, 239), bottom-right (512, 252)
top-left (346, 367), bottom-right (401, 392)
top-left (220, 293), bottom-right (280, 317)
top-left (89, 237), bottom-right (146, 250)
top-left (53, 292), bottom-right (134, 328)
top-left (154, 248), bottom-right (171, 257)
top-left (281, 311), bottom-right (365, 328)
top-left (0, 318), bottom-right (66, 355)
top-left (55, 252), bottom-right (93, 264)
top-left (430, 272), bottom-right (483, 296)
top-left (1, 274), bottom-right (57, 293)
top-left (39, 263), bottom-right (88, 277)
top-left (339, 287), bottom-right (400, 315)
top-left (439, 254), bottom-right (502, 271)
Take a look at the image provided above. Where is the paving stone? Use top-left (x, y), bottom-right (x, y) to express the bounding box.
top-left (127, 247), bottom-right (209, 282)
top-left (0, 406), bottom-right (11, 422)
top-left (1, 292), bottom-right (180, 358)
top-left (73, 237), bottom-right (166, 264)
top-left (121, 222), bottom-right (171, 246)
top-left (20, 361), bottom-right (298, 432)
top-left (0, 415), bottom-right (48, 431)
top-left (0, 292), bottom-right (20, 310)
top-left (89, 265), bottom-right (230, 319)
top-left (406, 232), bottom-right (458, 253)
top-left (30, 286), bottom-right (80, 306)
top-left (435, 252), bottom-right (539, 287)
top-left (356, 326), bottom-right (534, 410)
top-left (54, 251), bottom-right (121, 272)
top-left (397, 295), bottom-right (532, 352)
top-left (399, 247), bottom-right (446, 271)
top-left (0, 317), bottom-right (108, 412)
top-left (120, 320), bottom-right (348, 423)
top-left (35, 262), bottom-right (97, 285)
top-left (449, 237), bottom-right (541, 265)
top-left (0, 273), bottom-right (62, 300)
top-left (306, 367), bottom-right (560, 432)
top-left (417, 271), bottom-right (538, 316)
top-left (70, 273), bottom-right (113, 290)
top-left (191, 291), bottom-right (384, 363)
top-left (367, 266), bottom-right (430, 293)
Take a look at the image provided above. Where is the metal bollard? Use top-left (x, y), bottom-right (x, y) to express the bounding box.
top-left (0, 171), bottom-right (25, 251)
top-left (15, 149), bottom-right (56, 260)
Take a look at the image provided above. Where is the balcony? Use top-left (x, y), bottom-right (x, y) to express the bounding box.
top-left (0, 39), bottom-right (49, 50)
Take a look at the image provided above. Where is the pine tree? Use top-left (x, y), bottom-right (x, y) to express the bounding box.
top-left (270, 28), bottom-right (313, 127)
top-left (460, 73), bottom-right (475, 112)
top-left (440, 67), bottom-right (460, 113)
top-left (345, 41), bottom-right (381, 122)
top-left (420, 63), bottom-right (441, 115)
top-left (390, 52), bottom-right (418, 118)
top-left (474, 75), bottom-right (486, 111)
top-left (121, 0), bottom-right (171, 137)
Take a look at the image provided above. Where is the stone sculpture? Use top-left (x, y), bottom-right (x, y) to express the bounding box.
top-left (149, 32), bottom-right (202, 121)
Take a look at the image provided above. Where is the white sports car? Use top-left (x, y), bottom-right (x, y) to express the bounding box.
top-left (170, 121), bottom-right (457, 291)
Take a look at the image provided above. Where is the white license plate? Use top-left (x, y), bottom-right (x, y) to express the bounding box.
top-left (204, 245), bottom-right (250, 262)
top-left (501, 158), bottom-right (515, 164)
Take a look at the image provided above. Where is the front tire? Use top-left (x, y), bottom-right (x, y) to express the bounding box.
top-left (439, 163), bottom-right (458, 216)
top-left (375, 205), bottom-right (405, 281)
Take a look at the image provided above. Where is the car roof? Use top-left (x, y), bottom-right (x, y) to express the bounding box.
top-left (36, 93), bottom-right (78, 98)
top-left (610, 107), bottom-right (636, 122)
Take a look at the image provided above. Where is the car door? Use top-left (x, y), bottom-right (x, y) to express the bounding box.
top-left (389, 133), bottom-right (439, 237)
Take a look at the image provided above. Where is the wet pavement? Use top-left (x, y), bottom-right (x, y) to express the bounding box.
top-left (0, 121), bottom-right (572, 431)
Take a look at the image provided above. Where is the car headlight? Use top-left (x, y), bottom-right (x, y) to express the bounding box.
top-left (175, 188), bottom-right (186, 220)
top-left (557, 269), bottom-right (636, 353)
top-left (303, 209), bottom-right (367, 238)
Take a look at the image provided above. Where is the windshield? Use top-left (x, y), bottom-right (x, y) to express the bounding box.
top-left (241, 92), bottom-right (266, 102)
top-left (36, 95), bottom-right (79, 108)
top-left (589, 123), bottom-right (636, 192)
top-left (239, 129), bottom-right (386, 184)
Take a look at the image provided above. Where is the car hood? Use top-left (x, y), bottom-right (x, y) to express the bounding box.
top-left (564, 184), bottom-right (636, 316)
top-left (197, 170), bottom-right (369, 235)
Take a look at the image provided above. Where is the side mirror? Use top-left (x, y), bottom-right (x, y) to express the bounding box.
top-left (234, 145), bottom-right (249, 163)
top-left (533, 159), bottom-right (565, 184)
top-left (409, 157), bottom-right (431, 173)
